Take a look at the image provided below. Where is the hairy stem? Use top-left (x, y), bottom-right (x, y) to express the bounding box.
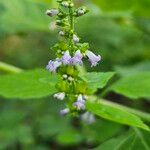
top-left (0, 61), bottom-right (23, 74)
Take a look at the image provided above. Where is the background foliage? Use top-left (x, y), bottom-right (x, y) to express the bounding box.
top-left (0, 0), bottom-right (150, 149)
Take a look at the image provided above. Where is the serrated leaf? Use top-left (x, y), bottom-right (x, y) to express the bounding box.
top-left (86, 98), bottom-right (149, 131)
top-left (94, 129), bottom-right (150, 150)
top-left (110, 72), bottom-right (150, 99)
top-left (82, 72), bottom-right (115, 93)
top-left (0, 69), bottom-right (57, 99)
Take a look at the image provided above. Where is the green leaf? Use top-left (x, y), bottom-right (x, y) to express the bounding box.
top-left (110, 72), bottom-right (150, 99)
top-left (0, 69), bottom-right (57, 99)
top-left (94, 129), bottom-right (150, 150)
top-left (82, 119), bottom-right (122, 143)
top-left (115, 61), bottom-right (150, 77)
top-left (82, 72), bottom-right (115, 93)
top-left (56, 130), bottom-right (84, 145)
top-left (0, 0), bottom-right (49, 34)
top-left (92, 0), bottom-right (150, 17)
top-left (86, 98), bottom-right (149, 131)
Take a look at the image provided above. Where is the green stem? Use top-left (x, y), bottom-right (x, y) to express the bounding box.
top-left (69, 5), bottom-right (74, 48)
top-left (101, 99), bottom-right (150, 122)
top-left (69, 0), bottom-right (74, 31)
top-left (69, 7), bottom-right (74, 31)
top-left (0, 61), bottom-right (23, 74)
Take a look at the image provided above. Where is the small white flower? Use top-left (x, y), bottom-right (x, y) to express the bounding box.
top-left (60, 108), bottom-right (70, 116)
top-left (46, 9), bottom-right (59, 17)
top-left (73, 34), bottom-right (79, 43)
top-left (54, 92), bottom-right (65, 100)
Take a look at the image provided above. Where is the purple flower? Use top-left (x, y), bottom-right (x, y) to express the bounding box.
top-left (73, 94), bottom-right (85, 110)
top-left (61, 51), bottom-right (72, 65)
top-left (60, 108), bottom-right (70, 116)
top-left (54, 92), bottom-right (65, 100)
top-left (73, 101), bottom-right (85, 110)
top-left (81, 112), bottom-right (95, 124)
top-left (71, 50), bottom-right (83, 65)
top-left (77, 94), bottom-right (85, 103)
top-left (46, 59), bottom-right (62, 73)
top-left (86, 50), bottom-right (101, 67)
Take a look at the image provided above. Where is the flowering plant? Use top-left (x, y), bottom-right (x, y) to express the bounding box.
top-left (46, 0), bottom-right (101, 117)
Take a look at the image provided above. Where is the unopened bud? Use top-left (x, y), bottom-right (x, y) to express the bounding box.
top-left (68, 76), bottom-right (74, 82)
top-left (46, 9), bottom-right (59, 17)
top-left (59, 31), bottom-right (65, 36)
top-left (61, 1), bottom-right (69, 7)
top-left (54, 92), bottom-right (65, 100)
top-left (69, 3), bottom-right (74, 7)
top-left (73, 34), bottom-right (79, 43)
top-left (62, 74), bottom-right (68, 79)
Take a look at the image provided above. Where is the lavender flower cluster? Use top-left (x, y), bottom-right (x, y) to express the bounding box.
top-left (46, 50), bottom-right (101, 73)
top-left (45, 0), bottom-right (101, 118)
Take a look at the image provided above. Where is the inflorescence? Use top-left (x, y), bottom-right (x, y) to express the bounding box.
top-left (46, 0), bottom-right (101, 118)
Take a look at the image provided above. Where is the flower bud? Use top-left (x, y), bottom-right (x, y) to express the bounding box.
top-left (56, 19), bottom-right (69, 27)
top-left (59, 31), bottom-right (65, 36)
top-left (46, 9), bottom-right (59, 17)
top-left (75, 7), bottom-right (89, 17)
top-left (57, 50), bottom-right (61, 54)
top-left (73, 34), bottom-right (79, 43)
top-left (54, 92), bottom-right (65, 100)
top-left (69, 2), bottom-right (74, 7)
top-left (61, 1), bottom-right (69, 7)
top-left (68, 76), bottom-right (74, 82)
top-left (62, 74), bottom-right (68, 79)
top-left (49, 22), bottom-right (57, 31)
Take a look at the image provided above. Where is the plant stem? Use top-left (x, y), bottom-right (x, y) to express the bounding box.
top-left (0, 61), bottom-right (23, 74)
top-left (69, 7), bottom-right (74, 31)
top-left (69, 5), bottom-right (74, 48)
top-left (101, 99), bottom-right (150, 122)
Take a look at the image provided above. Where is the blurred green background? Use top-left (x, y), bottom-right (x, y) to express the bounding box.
top-left (0, 0), bottom-right (150, 149)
